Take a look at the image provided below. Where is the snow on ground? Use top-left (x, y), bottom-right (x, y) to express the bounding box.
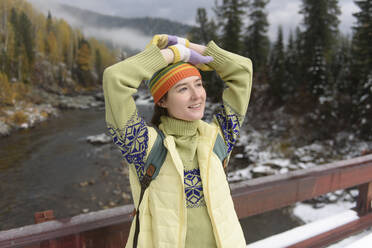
top-left (293, 201), bottom-right (356, 223)
top-left (228, 127), bottom-right (372, 183)
top-left (294, 201), bottom-right (372, 248)
top-left (339, 232), bottom-right (372, 248)
top-left (246, 201), bottom-right (372, 248)
top-left (246, 209), bottom-right (359, 248)
top-left (86, 133), bottom-right (112, 144)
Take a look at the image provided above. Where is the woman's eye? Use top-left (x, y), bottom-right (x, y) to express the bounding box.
top-left (179, 87), bottom-right (187, 92)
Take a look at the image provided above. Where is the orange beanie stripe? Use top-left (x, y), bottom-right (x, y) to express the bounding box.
top-left (147, 62), bottom-right (201, 103)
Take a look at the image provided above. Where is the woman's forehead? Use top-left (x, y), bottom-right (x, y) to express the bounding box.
top-left (174, 76), bottom-right (201, 86)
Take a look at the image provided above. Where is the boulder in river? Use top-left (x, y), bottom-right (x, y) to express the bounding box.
top-left (0, 120), bottom-right (11, 136)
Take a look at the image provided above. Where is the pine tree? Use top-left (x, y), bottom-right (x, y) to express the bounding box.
top-left (75, 38), bottom-right (93, 87)
top-left (189, 8), bottom-right (218, 45)
top-left (328, 34), bottom-right (353, 121)
top-left (214, 0), bottom-right (248, 53)
top-left (299, 0), bottom-right (340, 98)
top-left (268, 26), bottom-right (285, 102)
top-left (19, 11), bottom-right (34, 65)
top-left (195, 8), bottom-right (209, 44)
top-left (0, 1), bottom-right (9, 73)
top-left (95, 48), bottom-right (102, 82)
top-left (45, 10), bottom-right (57, 59)
top-left (46, 11), bottom-right (53, 34)
top-left (331, 34), bottom-right (352, 94)
top-left (351, 0), bottom-right (372, 138)
top-left (244, 0), bottom-right (270, 73)
top-left (58, 20), bottom-right (73, 67)
top-left (352, 0), bottom-right (372, 83)
top-left (46, 32), bottom-right (58, 63)
top-left (9, 8), bottom-right (21, 79)
top-left (77, 39), bottom-right (91, 71)
top-left (284, 30), bottom-right (300, 97)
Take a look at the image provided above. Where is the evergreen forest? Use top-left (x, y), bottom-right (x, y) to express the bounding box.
top-left (189, 0), bottom-right (372, 139)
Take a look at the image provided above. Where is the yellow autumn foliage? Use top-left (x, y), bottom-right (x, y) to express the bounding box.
top-left (77, 43), bottom-right (92, 71)
top-left (0, 73), bottom-right (29, 106)
top-left (0, 73), bottom-right (13, 105)
top-left (10, 111), bottom-right (28, 125)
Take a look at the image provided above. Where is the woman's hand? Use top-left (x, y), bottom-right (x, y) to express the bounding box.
top-left (188, 42), bottom-right (207, 55)
top-left (160, 49), bottom-right (175, 64)
top-left (147, 34), bottom-right (190, 49)
top-left (155, 35), bottom-right (214, 70)
top-left (167, 35), bottom-right (190, 47)
top-left (167, 44), bottom-right (213, 65)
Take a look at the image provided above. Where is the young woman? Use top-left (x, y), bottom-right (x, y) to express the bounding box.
top-left (103, 35), bottom-right (253, 248)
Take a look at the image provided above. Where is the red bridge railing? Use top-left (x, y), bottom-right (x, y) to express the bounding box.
top-left (1, 154), bottom-right (372, 248)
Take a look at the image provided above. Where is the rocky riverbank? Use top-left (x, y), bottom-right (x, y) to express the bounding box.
top-left (0, 88), bottom-right (104, 137)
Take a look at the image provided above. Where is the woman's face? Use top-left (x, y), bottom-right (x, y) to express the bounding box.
top-left (158, 76), bottom-right (206, 121)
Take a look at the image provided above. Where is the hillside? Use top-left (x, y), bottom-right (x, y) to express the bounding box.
top-left (0, 0), bottom-right (118, 135)
top-left (60, 4), bottom-right (194, 37)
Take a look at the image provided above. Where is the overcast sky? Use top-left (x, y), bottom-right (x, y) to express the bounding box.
top-left (51, 0), bottom-right (357, 35)
top-left (29, 0), bottom-right (359, 50)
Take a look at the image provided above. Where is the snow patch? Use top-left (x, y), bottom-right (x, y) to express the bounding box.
top-left (86, 133), bottom-right (112, 144)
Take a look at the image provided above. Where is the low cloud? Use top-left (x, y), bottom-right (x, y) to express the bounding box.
top-left (83, 27), bottom-right (151, 51)
top-left (29, 0), bottom-right (151, 51)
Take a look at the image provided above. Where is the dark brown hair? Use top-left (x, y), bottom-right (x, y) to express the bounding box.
top-left (150, 93), bottom-right (168, 128)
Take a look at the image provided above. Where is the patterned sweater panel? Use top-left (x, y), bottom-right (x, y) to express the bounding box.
top-left (204, 41), bottom-right (253, 155)
top-left (103, 45), bottom-right (168, 179)
top-left (184, 168), bottom-right (206, 208)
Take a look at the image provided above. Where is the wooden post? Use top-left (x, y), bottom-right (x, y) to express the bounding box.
top-left (356, 182), bottom-right (372, 216)
top-left (35, 211), bottom-right (57, 248)
top-left (34, 210), bottom-right (86, 248)
top-left (34, 210), bottom-right (55, 224)
top-left (83, 222), bottom-right (130, 248)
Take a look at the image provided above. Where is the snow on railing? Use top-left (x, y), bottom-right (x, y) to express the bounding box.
top-left (246, 210), bottom-right (359, 248)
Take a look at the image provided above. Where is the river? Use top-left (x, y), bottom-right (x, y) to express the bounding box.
top-left (0, 103), bottom-right (301, 243)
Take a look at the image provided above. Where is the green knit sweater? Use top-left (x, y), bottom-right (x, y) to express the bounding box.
top-left (160, 116), bottom-right (216, 246)
top-left (103, 41), bottom-right (253, 247)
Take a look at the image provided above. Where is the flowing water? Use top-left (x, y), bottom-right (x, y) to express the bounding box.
top-left (0, 104), bottom-right (301, 243)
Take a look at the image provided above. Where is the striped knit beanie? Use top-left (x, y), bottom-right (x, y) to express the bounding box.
top-left (147, 62), bottom-right (201, 103)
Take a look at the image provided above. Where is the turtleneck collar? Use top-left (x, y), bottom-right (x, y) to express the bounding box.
top-left (160, 116), bottom-right (199, 136)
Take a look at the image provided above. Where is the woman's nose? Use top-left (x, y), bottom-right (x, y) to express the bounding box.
top-left (190, 86), bottom-right (202, 99)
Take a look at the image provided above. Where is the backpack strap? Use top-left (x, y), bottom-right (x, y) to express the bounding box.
top-left (133, 128), bottom-right (166, 248)
top-left (213, 133), bottom-right (229, 172)
top-left (143, 129), bottom-right (167, 179)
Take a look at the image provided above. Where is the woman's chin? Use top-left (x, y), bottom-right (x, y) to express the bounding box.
top-left (185, 111), bottom-right (204, 121)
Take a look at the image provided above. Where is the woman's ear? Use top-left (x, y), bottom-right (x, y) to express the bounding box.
top-left (157, 99), bottom-right (167, 108)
